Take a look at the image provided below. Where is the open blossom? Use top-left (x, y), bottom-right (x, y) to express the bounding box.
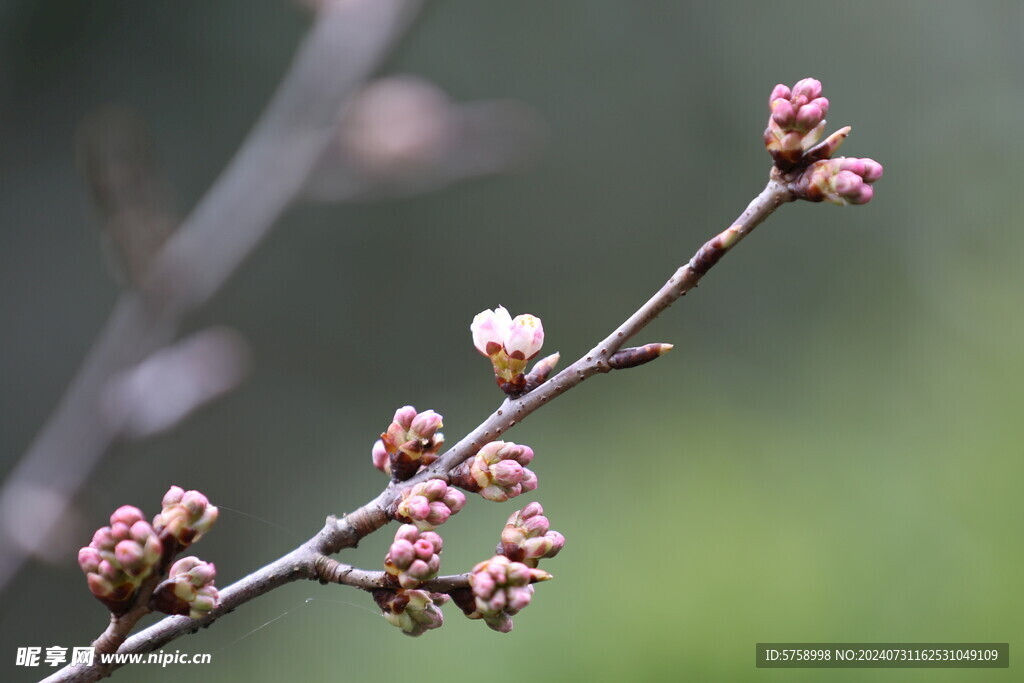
top-left (384, 524), bottom-right (444, 589)
top-left (764, 78), bottom-right (830, 170)
top-left (797, 157), bottom-right (884, 205)
top-left (450, 441), bottom-right (538, 502)
top-left (372, 406), bottom-right (444, 480)
top-left (471, 307), bottom-right (544, 395)
top-left (150, 556), bottom-right (219, 619)
top-left (78, 505), bottom-right (163, 615)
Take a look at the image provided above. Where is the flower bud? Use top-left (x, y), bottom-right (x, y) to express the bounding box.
top-left (152, 486), bottom-right (218, 551)
top-left (471, 307), bottom-right (546, 396)
top-left (384, 524), bottom-right (444, 588)
top-left (372, 406), bottom-right (446, 480)
top-left (462, 555), bottom-right (552, 632)
top-left (394, 479), bottom-right (466, 531)
top-left (451, 441), bottom-right (538, 503)
top-left (497, 502), bottom-right (566, 567)
top-left (764, 77), bottom-right (831, 170)
top-left (373, 589), bottom-right (448, 637)
top-left (150, 556), bottom-right (219, 619)
top-left (79, 507), bottom-right (164, 615)
top-left (794, 157), bottom-right (884, 205)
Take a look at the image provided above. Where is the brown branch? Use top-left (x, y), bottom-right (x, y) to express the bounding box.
top-left (42, 177), bottom-right (795, 682)
top-left (313, 556), bottom-right (472, 592)
top-left (0, 0), bottom-right (423, 595)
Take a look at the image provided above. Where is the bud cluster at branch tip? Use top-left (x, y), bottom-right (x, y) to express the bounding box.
top-left (393, 479), bottom-right (466, 531)
top-left (384, 524), bottom-right (444, 588)
top-left (794, 157), bottom-right (884, 205)
top-left (498, 502), bottom-right (565, 567)
top-left (78, 506), bottom-right (163, 615)
top-left (373, 588), bottom-right (448, 637)
top-left (471, 306), bottom-right (545, 396)
top-left (459, 555), bottom-right (551, 633)
top-left (152, 486), bottom-right (219, 552)
top-left (79, 488), bottom-right (220, 618)
top-left (450, 440), bottom-right (538, 502)
top-left (764, 78), bottom-right (830, 171)
top-left (372, 406), bottom-right (444, 481)
top-left (150, 557), bottom-right (219, 619)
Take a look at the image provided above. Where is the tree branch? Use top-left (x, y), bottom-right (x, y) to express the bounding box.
top-left (42, 178), bottom-right (795, 682)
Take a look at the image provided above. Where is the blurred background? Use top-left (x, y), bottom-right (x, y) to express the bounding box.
top-left (1, 1), bottom-right (1022, 681)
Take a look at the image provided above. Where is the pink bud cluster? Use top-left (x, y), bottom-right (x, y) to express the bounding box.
top-left (797, 157), bottom-right (884, 205)
top-left (78, 487), bottom-right (220, 618)
top-left (373, 588), bottom-right (448, 637)
top-left (463, 555), bottom-right (551, 633)
top-left (451, 441), bottom-right (538, 502)
top-left (78, 506), bottom-right (163, 615)
top-left (764, 78), bottom-right (829, 170)
top-left (384, 524), bottom-right (444, 589)
top-left (153, 486), bottom-right (219, 551)
top-left (372, 406), bottom-right (445, 481)
top-left (394, 479), bottom-right (466, 531)
top-left (498, 503), bottom-right (565, 568)
top-left (150, 557), bottom-right (219, 619)
top-left (471, 306), bottom-right (545, 396)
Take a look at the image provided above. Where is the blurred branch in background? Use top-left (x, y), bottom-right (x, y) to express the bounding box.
top-left (0, 0), bottom-right (541, 594)
top-left (74, 106), bottom-right (177, 288)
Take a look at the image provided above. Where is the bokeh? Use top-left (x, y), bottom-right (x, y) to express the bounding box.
top-left (2, 1), bottom-right (1022, 681)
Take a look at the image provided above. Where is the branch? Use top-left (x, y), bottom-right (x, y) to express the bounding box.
top-left (0, 0), bottom-right (422, 594)
top-left (43, 177), bottom-right (795, 683)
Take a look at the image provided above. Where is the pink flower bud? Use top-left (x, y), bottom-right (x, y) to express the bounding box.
top-left (114, 540), bottom-right (145, 572)
top-left (162, 486), bottom-right (184, 507)
top-left (769, 84), bottom-right (791, 105)
top-left (78, 547), bottom-right (102, 574)
top-left (792, 78), bottom-right (823, 101)
top-left (389, 539), bottom-right (415, 568)
top-left (795, 156), bottom-right (884, 206)
top-left (442, 488), bottom-right (466, 513)
top-left (764, 77), bottom-right (835, 170)
top-left (111, 505), bottom-right (145, 527)
top-left (425, 501), bottom-right (451, 527)
top-left (408, 410), bottom-right (443, 440)
top-left (371, 439), bottom-right (390, 474)
top-left (471, 306), bottom-right (513, 356)
top-left (395, 480), bottom-right (464, 531)
top-left (770, 99), bottom-right (795, 127)
top-left (504, 315), bottom-right (544, 360)
top-left (490, 459), bottom-right (524, 487)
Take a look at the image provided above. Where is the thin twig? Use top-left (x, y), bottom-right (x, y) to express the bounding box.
top-left (42, 178), bottom-right (794, 682)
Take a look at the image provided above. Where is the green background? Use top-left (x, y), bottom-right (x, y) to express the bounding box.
top-left (2, 1), bottom-right (1021, 681)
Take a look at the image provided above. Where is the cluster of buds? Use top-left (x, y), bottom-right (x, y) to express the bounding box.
top-left (795, 157), bottom-right (884, 205)
top-left (450, 441), bottom-right (537, 502)
top-left (373, 588), bottom-right (447, 637)
top-left (384, 524), bottom-right (444, 589)
top-left (458, 555), bottom-right (551, 633)
top-left (471, 306), bottom-right (545, 396)
top-left (393, 479), bottom-right (466, 531)
top-left (764, 78), bottom-right (830, 170)
top-left (498, 502), bottom-right (565, 567)
top-left (152, 486), bottom-right (219, 552)
top-left (78, 487), bottom-right (219, 619)
top-left (371, 406), bottom-right (445, 481)
top-left (78, 506), bottom-right (163, 615)
top-left (150, 557), bottom-right (219, 619)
